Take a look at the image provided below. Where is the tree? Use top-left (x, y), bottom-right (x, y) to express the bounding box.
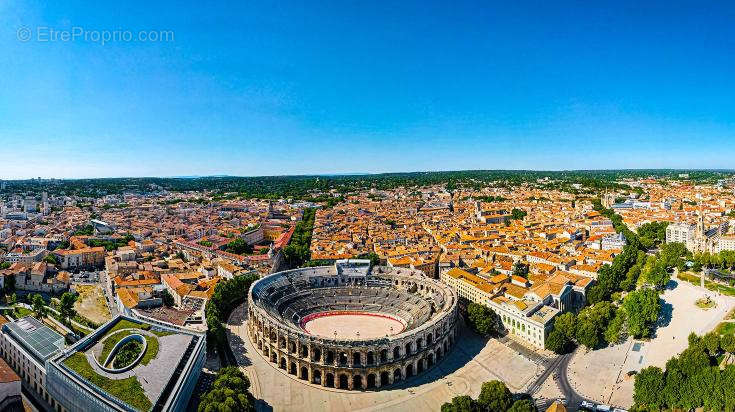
top-left (508, 399), bottom-right (536, 412)
top-left (466, 303), bottom-right (501, 337)
top-left (575, 301), bottom-right (616, 349)
top-left (162, 289), bottom-right (175, 307)
top-left (545, 329), bottom-right (570, 354)
top-left (441, 395), bottom-right (477, 412)
top-left (510, 208), bottom-right (527, 220)
top-left (356, 252), bottom-right (381, 266)
top-left (197, 367), bottom-right (256, 412)
top-left (58, 292), bottom-right (78, 325)
top-left (623, 288), bottom-right (661, 339)
top-left (222, 238), bottom-right (253, 255)
top-left (545, 312), bottom-right (577, 353)
top-left (31, 294), bottom-right (47, 319)
top-left (702, 332), bottom-right (720, 355)
top-left (633, 366), bottom-right (665, 409)
top-left (512, 262), bottom-right (529, 278)
top-left (604, 310), bottom-right (627, 345)
top-left (477, 380), bottom-right (513, 412)
top-left (43, 253), bottom-right (59, 265)
top-left (721, 334), bottom-right (735, 353)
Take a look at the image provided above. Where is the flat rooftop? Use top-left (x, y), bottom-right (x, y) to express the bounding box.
top-left (3, 316), bottom-right (65, 364)
top-left (52, 316), bottom-right (204, 411)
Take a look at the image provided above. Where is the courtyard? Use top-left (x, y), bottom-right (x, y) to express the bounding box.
top-left (567, 279), bottom-right (735, 408)
top-left (227, 303), bottom-right (549, 412)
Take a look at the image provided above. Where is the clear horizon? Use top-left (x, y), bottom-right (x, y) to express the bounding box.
top-left (2, 167), bottom-right (733, 182)
top-left (3, 1), bottom-right (735, 179)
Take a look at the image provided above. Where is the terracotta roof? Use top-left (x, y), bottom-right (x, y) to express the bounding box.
top-left (0, 357), bottom-right (20, 383)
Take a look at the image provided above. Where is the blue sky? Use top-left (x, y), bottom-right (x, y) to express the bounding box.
top-left (1, 1), bottom-right (734, 179)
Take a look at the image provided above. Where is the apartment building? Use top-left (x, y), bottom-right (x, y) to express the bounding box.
top-left (440, 267), bottom-right (566, 348)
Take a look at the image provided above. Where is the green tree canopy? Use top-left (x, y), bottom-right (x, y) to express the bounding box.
top-left (198, 367), bottom-right (256, 412)
top-left (58, 292), bottom-right (78, 325)
top-left (477, 380), bottom-right (513, 412)
top-left (622, 288), bottom-right (661, 339)
top-left (466, 303), bottom-right (502, 337)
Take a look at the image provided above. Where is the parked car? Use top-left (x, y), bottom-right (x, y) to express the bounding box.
top-left (596, 405), bottom-right (611, 412)
top-left (613, 409), bottom-right (628, 412)
top-left (580, 401), bottom-right (596, 411)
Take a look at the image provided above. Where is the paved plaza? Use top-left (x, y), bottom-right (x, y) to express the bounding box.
top-left (227, 303), bottom-right (547, 412)
top-left (567, 280), bottom-right (735, 408)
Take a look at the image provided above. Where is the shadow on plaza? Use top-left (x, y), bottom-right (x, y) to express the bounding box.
top-left (380, 323), bottom-right (488, 392)
top-left (229, 330), bottom-right (254, 368)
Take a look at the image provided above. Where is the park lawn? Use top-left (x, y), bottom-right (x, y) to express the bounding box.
top-left (140, 335), bottom-right (159, 365)
top-left (14, 306), bottom-right (33, 318)
top-left (715, 322), bottom-right (735, 336)
top-left (104, 319), bottom-right (150, 336)
top-left (678, 272), bottom-right (735, 297)
top-left (150, 329), bottom-right (173, 337)
top-left (99, 330), bottom-right (135, 365)
top-left (99, 328), bottom-right (161, 366)
top-left (63, 352), bottom-right (152, 411)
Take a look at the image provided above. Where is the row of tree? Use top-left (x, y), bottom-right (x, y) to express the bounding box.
top-left (204, 272), bottom-right (260, 351)
top-left (441, 380), bottom-right (536, 412)
top-left (546, 202), bottom-right (681, 354)
top-left (691, 250), bottom-right (735, 272)
top-left (283, 208), bottom-right (316, 267)
top-left (636, 221), bottom-right (669, 250)
top-left (634, 332), bottom-right (735, 411)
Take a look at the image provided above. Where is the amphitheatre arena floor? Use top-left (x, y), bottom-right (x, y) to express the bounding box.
top-left (227, 303), bottom-right (548, 412)
top-left (302, 312), bottom-right (405, 339)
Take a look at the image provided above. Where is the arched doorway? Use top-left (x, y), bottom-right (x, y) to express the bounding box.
top-left (353, 352), bottom-right (362, 366)
top-left (417, 359), bottom-right (424, 373)
top-left (367, 352), bottom-right (375, 365)
top-left (393, 368), bottom-right (402, 382)
top-left (380, 349), bottom-right (388, 363)
top-left (280, 358), bottom-right (286, 369)
top-left (312, 370), bottom-right (322, 385)
top-left (339, 374), bottom-right (349, 389)
top-left (289, 362), bottom-right (297, 375)
top-left (339, 352), bottom-right (348, 366)
top-left (367, 374), bottom-right (376, 389)
top-left (353, 375), bottom-right (363, 390)
top-left (406, 364), bottom-right (414, 377)
top-left (313, 348), bottom-right (321, 362)
top-left (427, 353), bottom-right (434, 368)
top-left (326, 373), bottom-right (335, 388)
top-left (405, 342), bottom-right (412, 355)
top-left (380, 371), bottom-right (390, 386)
top-left (300, 366), bottom-right (309, 380)
top-left (393, 346), bottom-right (401, 359)
top-left (326, 350), bottom-right (335, 364)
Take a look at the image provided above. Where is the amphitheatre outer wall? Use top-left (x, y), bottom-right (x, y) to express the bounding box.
top-left (247, 263), bottom-right (459, 391)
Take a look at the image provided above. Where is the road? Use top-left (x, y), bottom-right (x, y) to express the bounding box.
top-left (99, 270), bottom-right (119, 317)
top-left (529, 348), bottom-right (591, 411)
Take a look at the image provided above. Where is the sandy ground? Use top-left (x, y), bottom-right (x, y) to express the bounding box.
top-left (227, 303), bottom-right (546, 412)
top-left (568, 279), bottom-right (735, 408)
top-left (74, 284), bottom-right (111, 325)
top-left (304, 313), bottom-right (405, 339)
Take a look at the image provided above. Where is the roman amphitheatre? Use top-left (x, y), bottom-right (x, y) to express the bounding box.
top-left (246, 260), bottom-right (459, 390)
